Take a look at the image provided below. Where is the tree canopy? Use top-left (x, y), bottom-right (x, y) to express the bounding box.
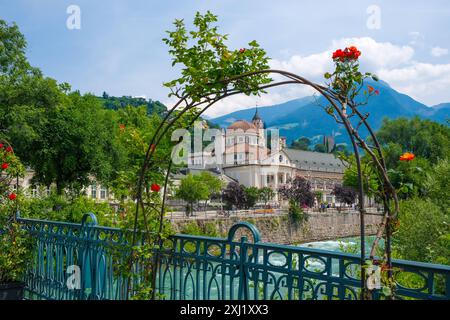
top-left (278, 176), bottom-right (314, 207)
top-left (377, 117), bottom-right (450, 166)
top-left (163, 11), bottom-right (271, 101)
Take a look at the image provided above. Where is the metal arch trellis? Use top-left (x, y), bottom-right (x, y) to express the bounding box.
top-left (130, 69), bottom-right (399, 300)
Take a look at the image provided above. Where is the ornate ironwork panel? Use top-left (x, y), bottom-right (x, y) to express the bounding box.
top-left (17, 213), bottom-right (450, 300)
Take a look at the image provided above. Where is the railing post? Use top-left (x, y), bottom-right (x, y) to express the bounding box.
top-left (238, 236), bottom-right (249, 300)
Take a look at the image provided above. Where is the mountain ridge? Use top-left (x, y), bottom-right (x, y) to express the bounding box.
top-left (210, 81), bottom-right (450, 145)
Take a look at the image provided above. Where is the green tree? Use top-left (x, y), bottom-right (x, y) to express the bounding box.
top-left (259, 187), bottom-right (275, 208)
top-left (0, 19), bottom-right (117, 195)
top-left (377, 117), bottom-right (450, 166)
top-left (423, 159), bottom-right (450, 210)
top-left (393, 198), bottom-right (449, 264)
top-left (290, 137), bottom-right (310, 150)
top-left (175, 174), bottom-right (209, 216)
top-left (0, 20), bottom-right (67, 134)
top-left (313, 143), bottom-right (326, 153)
top-left (18, 93), bottom-right (119, 195)
top-left (387, 157), bottom-right (430, 199)
top-left (197, 171), bottom-right (223, 208)
top-left (244, 186), bottom-right (259, 209)
top-left (332, 144), bottom-right (350, 156)
top-left (342, 155), bottom-right (380, 198)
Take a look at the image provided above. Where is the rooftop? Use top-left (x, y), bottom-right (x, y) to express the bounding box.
top-left (284, 148), bottom-right (345, 173)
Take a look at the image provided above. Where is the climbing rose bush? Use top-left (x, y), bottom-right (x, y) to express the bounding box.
top-left (325, 45), bottom-right (379, 102)
top-left (0, 143), bottom-right (24, 204)
top-left (0, 142), bottom-right (30, 284)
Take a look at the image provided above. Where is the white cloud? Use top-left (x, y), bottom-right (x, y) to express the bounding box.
top-left (431, 46), bottom-right (449, 57)
top-left (168, 37), bottom-right (450, 118)
top-left (165, 85), bottom-right (315, 118)
top-left (331, 37), bottom-right (414, 69)
top-left (269, 37), bottom-right (450, 108)
top-left (378, 63), bottom-right (450, 104)
top-left (270, 51), bottom-right (333, 78)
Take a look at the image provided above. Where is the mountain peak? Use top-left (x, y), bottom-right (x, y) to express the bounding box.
top-left (210, 80), bottom-right (449, 145)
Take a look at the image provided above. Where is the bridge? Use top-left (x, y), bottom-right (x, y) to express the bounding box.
top-left (18, 213), bottom-right (450, 300)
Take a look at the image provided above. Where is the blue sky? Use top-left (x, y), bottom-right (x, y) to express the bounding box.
top-left (1, 0), bottom-right (450, 117)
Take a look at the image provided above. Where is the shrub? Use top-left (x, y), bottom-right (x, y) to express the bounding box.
top-left (288, 200), bottom-right (306, 224)
top-left (393, 198), bottom-right (450, 264)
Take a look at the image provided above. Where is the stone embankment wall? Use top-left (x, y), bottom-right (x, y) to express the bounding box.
top-left (171, 211), bottom-right (382, 245)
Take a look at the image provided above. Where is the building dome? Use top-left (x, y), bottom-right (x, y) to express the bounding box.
top-left (227, 120), bottom-right (257, 131)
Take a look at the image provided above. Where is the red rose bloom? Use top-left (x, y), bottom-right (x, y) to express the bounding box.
top-left (1, 163), bottom-right (8, 170)
top-left (5, 146), bottom-right (12, 153)
top-left (9, 193), bottom-right (17, 200)
top-left (0, 143), bottom-right (3, 148)
top-left (332, 49), bottom-right (344, 60)
top-left (151, 183), bottom-right (161, 192)
top-left (332, 47), bottom-right (361, 61)
top-left (239, 48), bottom-right (246, 53)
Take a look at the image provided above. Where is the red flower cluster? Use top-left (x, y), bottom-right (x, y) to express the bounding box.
top-left (332, 46), bottom-right (361, 61)
top-left (1, 163), bottom-right (8, 170)
top-left (9, 193), bottom-right (17, 200)
top-left (151, 183), bottom-right (161, 192)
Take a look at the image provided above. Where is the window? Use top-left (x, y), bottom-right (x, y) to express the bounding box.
top-left (279, 155), bottom-right (283, 162)
top-left (31, 186), bottom-right (38, 198)
top-left (100, 186), bottom-right (107, 200)
top-left (91, 183), bottom-right (97, 199)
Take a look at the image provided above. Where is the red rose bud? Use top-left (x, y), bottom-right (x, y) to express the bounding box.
top-left (151, 183), bottom-right (161, 192)
top-left (1, 163), bottom-right (8, 170)
top-left (332, 49), bottom-right (344, 59)
top-left (9, 193), bottom-right (17, 200)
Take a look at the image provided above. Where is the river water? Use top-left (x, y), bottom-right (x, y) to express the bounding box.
top-left (298, 235), bottom-right (384, 256)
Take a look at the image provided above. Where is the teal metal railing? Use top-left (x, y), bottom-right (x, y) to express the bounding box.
top-left (17, 213), bottom-right (450, 300)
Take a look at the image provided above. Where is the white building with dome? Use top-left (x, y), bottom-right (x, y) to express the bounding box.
top-left (187, 109), bottom-right (345, 205)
